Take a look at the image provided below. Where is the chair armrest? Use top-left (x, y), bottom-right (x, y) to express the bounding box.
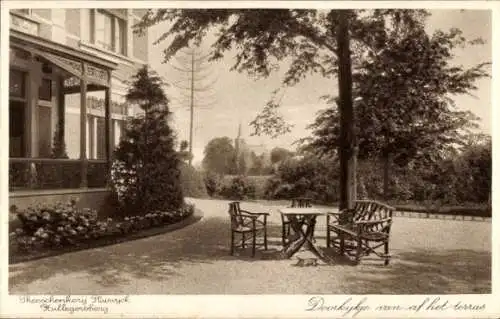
top-left (326, 212), bottom-right (342, 216)
top-left (240, 213), bottom-right (267, 226)
top-left (355, 218), bottom-right (392, 225)
top-left (241, 210), bottom-right (270, 216)
top-left (326, 212), bottom-right (341, 225)
top-left (339, 208), bottom-right (357, 214)
top-left (239, 213), bottom-right (258, 220)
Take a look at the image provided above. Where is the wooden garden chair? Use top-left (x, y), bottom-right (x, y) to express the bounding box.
top-left (228, 202), bottom-right (269, 257)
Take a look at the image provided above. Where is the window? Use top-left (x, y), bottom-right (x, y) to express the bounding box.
top-left (94, 10), bottom-right (113, 51)
top-left (38, 106), bottom-right (52, 158)
top-left (112, 119), bottom-right (125, 147)
top-left (9, 70), bottom-right (26, 98)
top-left (116, 19), bottom-right (126, 56)
top-left (96, 117), bottom-right (106, 159)
top-left (88, 117), bottom-right (125, 159)
top-left (9, 101), bottom-right (26, 157)
top-left (90, 9), bottom-right (127, 55)
top-left (39, 79), bottom-right (52, 101)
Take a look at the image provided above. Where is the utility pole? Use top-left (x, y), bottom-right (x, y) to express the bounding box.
top-left (189, 51), bottom-right (195, 166)
top-left (337, 10), bottom-right (356, 210)
top-left (234, 121), bottom-right (242, 173)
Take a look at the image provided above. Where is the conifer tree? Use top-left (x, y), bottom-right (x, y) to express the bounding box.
top-left (111, 65), bottom-right (184, 215)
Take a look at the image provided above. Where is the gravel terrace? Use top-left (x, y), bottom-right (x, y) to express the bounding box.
top-left (9, 198), bottom-right (491, 294)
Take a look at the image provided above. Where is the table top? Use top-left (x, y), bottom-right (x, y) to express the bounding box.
top-left (278, 207), bottom-right (340, 215)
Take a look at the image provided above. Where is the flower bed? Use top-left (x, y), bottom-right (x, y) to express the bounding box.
top-left (10, 199), bottom-right (195, 255)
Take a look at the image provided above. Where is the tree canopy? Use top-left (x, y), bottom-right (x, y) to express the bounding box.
top-left (270, 147), bottom-right (294, 164)
top-left (135, 9), bottom-right (490, 205)
top-left (126, 65), bottom-right (169, 113)
top-left (202, 137), bottom-right (237, 174)
top-left (300, 19), bottom-right (489, 167)
top-left (135, 9), bottom-right (488, 139)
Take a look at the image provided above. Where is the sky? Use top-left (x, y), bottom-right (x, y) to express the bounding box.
top-left (147, 9), bottom-right (492, 166)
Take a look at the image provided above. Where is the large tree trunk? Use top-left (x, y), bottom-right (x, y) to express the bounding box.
top-left (352, 145), bottom-right (358, 202)
top-left (337, 10), bottom-right (356, 210)
top-left (383, 151), bottom-right (391, 201)
top-left (382, 128), bottom-right (392, 201)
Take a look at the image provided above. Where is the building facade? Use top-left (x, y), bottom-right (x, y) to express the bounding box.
top-left (8, 8), bottom-right (149, 209)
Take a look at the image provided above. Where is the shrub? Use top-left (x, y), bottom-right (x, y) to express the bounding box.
top-left (220, 175), bottom-right (256, 200)
top-left (262, 145), bottom-right (492, 206)
top-left (246, 175), bottom-right (270, 199)
top-left (179, 163), bottom-right (208, 198)
top-left (12, 199), bottom-right (115, 251)
top-left (97, 192), bottom-right (123, 219)
top-left (115, 203), bottom-right (195, 233)
top-left (10, 200), bottom-right (196, 252)
top-left (221, 175), bottom-right (270, 199)
top-left (204, 172), bottom-right (223, 197)
top-left (264, 156), bottom-right (339, 204)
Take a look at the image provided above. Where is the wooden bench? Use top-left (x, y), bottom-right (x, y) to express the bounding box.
top-left (326, 200), bottom-right (394, 265)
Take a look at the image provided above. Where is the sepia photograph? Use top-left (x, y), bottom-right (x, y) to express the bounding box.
top-left (1, 1), bottom-right (497, 317)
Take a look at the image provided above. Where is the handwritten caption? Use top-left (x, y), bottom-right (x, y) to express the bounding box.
top-left (19, 295), bottom-right (130, 314)
top-left (306, 296), bottom-right (486, 317)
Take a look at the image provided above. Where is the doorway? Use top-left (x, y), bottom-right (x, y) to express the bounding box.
top-left (9, 100), bottom-right (26, 157)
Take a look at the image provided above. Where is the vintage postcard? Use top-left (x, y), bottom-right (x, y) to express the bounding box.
top-left (0, 1), bottom-right (498, 318)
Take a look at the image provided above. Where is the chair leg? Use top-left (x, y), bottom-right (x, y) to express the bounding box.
top-left (242, 233), bottom-right (246, 248)
top-left (384, 241), bottom-right (390, 266)
top-left (264, 227), bottom-right (268, 250)
top-left (356, 236), bottom-right (362, 265)
top-left (326, 227), bottom-right (330, 248)
top-left (230, 231), bottom-right (234, 256)
top-left (252, 231), bottom-right (256, 257)
top-left (310, 222), bottom-right (316, 243)
top-left (364, 240), bottom-right (370, 256)
top-left (282, 223), bottom-right (286, 246)
top-left (340, 234), bottom-right (345, 255)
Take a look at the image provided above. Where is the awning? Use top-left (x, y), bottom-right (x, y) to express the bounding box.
top-left (10, 29), bottom-right (118, 89)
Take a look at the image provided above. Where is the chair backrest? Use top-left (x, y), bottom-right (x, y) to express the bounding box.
top-left (291, 197), bottom-right (312, 208)
top-left (352, 201), bottom-right (375, 221)
top-left (353, 200), bottom-right (394, 233)
top-left (228, 202), bottom-right (243, 227)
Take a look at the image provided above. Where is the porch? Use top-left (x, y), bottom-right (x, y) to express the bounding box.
top-left (9, 29), bottom-right (120, 196)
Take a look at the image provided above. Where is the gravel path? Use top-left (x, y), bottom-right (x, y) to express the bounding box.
top-left (9, 198), bottom-right (491, 294)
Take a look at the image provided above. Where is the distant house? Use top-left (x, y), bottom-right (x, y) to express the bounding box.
top-left (8, 9), bottom-right (149, 211)
top-left (233, 123), bottom-right (272, 175)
